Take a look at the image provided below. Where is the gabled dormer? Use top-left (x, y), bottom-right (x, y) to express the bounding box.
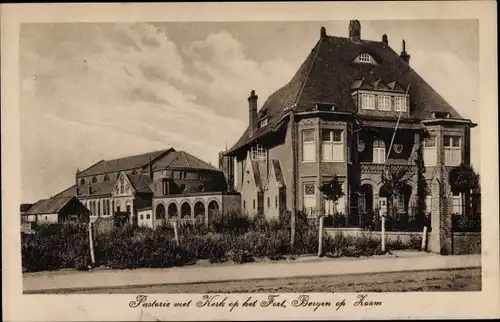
top-left (113, 172), bottom-right (135, 197)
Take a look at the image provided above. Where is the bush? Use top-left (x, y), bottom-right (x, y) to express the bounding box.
top-left (210, 211), bottom-right (252, 234)
top-left (453, 214), bottom-right (481, 232)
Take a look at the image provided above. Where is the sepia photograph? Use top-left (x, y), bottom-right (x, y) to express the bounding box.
top-left (2, 1), bottom-right (498, 321)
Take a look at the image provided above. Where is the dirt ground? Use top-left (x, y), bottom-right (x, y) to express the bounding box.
top-left (52, 268), bottom-right (480, 294)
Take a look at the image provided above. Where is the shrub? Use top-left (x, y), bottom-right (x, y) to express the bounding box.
top-left (210, 211), bottom-right (252, 234)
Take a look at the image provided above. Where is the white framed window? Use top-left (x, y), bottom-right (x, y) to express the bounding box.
top-left (444, 135), bottom-right (461, 166)
top-left (378, 95), bottom-right (392, 111)
top-left (302, 129), bottom-right (316, 162)
top-left (303, 183), bottom-right (317, 215)
top-left (451, 192), bottom-right (462, 214)
top-left (250, 144), bottom-right (267, 161)
top-left (394, 96), bottom-right (408, 112)
top-left (358, 53), bottom-right (372, 63)
top-left (423, 136), bottom-right (437, 166)
top-left (321, 129), bottom-right (344, 162)
top-left (373, 140), bottom-right (386, 164)
top-left (259, 118), bottom-right (268, 128)
top-left (361, 94), bottom-right (375, 110)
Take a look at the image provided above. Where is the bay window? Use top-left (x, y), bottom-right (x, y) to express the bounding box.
top-left (361, 94), bottom-right (376, 110)
top-left (321, 129), bottom-right (344, 162)
top-left (373, 140), bottom-right (386, 164)
top-left (302, 129), bottom-right (316, 162)
top-left (423, 136), bottom-right (437, 166)
top-left (303, 183), bottom-right (317, 215)
top-left (444, 135), bottom-right (461, 166)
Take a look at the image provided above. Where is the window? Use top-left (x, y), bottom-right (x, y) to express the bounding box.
top-left (111, 201), bottom-right (114, 215)
top-left (146, 214), bottom-right (150, 219)
top-left (103, 200), bottom-right (107, 216)
top-left (378, 95), bottom-right (392, 111)
top-left (131, 170), bottom-right (137, 175)
top-left (243, 200), bottom-right (246, 209)
top-left (80, 178), bottom-right (85, 185)
top-left (140, 214), bottom-right (144, 220)
top-left (267, 197), bottom-right (270, 208)
top-left (117, 205), bottom-right (121, 213)
top-left (126, 205), bottom-right (131, 214)
top-left (303, 183), bottom-right (316, 215)
top-left (423, 136), bottom-right (437, 166)
top-left (361, 94), bottom-right (375, 110)
top-left (302, 129), bottom-right (316, 162)
top-left (397, 194), bottom-right (405, 213)
top-left (373, 140), bottom-right (386, 164)
top-left (358, 53), bottom-right (372, 63)
top-left (321, 129), bottom-right (344, 162)
top-left (92, 176), bottom-right (97, 184)
top-left (120, 178), bottom-right (124, 194)
top-left (97, 201), bottom-right (101, 217)
top-left (451, 192), bottom-right (462, 214)
top-left (259, 118), bottom-right (268, 128)
top-left (104, 174), bottom-right (109, 182)
top-left (394, 96), bottom-right (408, 112)
top-left (253, 199), bottom-right (256, 210)
top-left (250, 144), bottom-right (266, 161)
top-left (444, 135), bottom-right (461, 166)
top-left (275, 196), bottom-right (278, 208)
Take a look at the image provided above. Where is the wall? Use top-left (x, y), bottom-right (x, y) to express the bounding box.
top-left (240, 155), bottom-right (260, 216)
top-left (37, 213), bottom-right (59, 224)
top-left (138, 209), bottom-right (153, 228)
top-left (452, 232), bottom-right (481, 255)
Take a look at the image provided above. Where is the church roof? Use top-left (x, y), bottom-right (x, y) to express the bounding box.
top-left (77, 148), bottom-right (175, 177)
top-left (153, 151), bottom-right (218, 171)
top-left (227, 24), bottom-right (468, 154)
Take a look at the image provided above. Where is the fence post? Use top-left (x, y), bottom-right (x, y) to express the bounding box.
top-left (421, 226), bottom-right (428, 251)
top-left (318, 215), bottom-right (324, 257)
top-left (173, 220), bottom-right (180, 246)
top-left (381, 214), bottom-right (386, 252)
top-left (88, 222), bottom-right (95, 267)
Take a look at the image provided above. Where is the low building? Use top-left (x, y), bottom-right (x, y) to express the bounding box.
top-left (21, 196), bottom-right (90, 224)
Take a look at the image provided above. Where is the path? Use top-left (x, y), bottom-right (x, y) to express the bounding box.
top-left (23, 251), bottom-right (481, 293)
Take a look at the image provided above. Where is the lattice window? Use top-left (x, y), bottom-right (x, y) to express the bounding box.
top-left (378, 95), bottom-right (392, 111)
top-left (321, 129), bottom-right (344, 162)
top-left (444, 135), bottom-right (461, 166)
top-left (361, 94), bottom-right (376, 110)
top-left (250, 144), bottom-right (266, 161)
top-left (394, 96), bottom-right (408, 112)
top-left (302, 129), bottom-right (316, 162)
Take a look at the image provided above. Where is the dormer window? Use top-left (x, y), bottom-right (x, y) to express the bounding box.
top-left (313, 102), bottom-right (336, 111)
top-left (432, 111), bottom-right (451, 119)
top-left (258, 118), bottom-right (268, 128)
top-left (355, 53), bottom-right (376, 64)
top-left (361, 93), bottom-right (376, 110)
top-left (394, 96), bottom-right (408, 112)
top-left (378, 95), bottom-right (392, 111)
top-left (250, 144), bottom-right (266, 161)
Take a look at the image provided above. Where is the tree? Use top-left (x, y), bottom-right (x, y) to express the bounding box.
top-left (415, 143), bottom-right (430, 228)
top-left (319, 175), bottom-right (345, 217)
top-left (380, 166), bottom-right (413, 228)
top-left (448, 163), bottom-right (480, 216)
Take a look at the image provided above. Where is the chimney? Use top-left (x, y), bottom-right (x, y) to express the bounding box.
top-left (320, 26), bottom-right (327, 39)
top-left (382, 34), bottom-right (388, 45)
top-left (148, 158), bottom-right (153, 180)
top-left (248, 90), bottom-right (258, 137)
top-left (400, 39), bottom-right (411, 64)
top-left (349, 20), bottom-right (361, 41)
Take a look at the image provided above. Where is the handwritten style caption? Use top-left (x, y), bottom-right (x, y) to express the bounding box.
top-left (129, 294), bottom-right (382, 312)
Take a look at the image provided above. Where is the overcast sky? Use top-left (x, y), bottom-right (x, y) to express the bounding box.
top-left (20, 19), bottom-right (479, 203)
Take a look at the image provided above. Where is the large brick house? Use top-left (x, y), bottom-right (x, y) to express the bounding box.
top-left (53, 148), bottom-right (240, 227)
top-left (223, 20), bottom-right (477, 229)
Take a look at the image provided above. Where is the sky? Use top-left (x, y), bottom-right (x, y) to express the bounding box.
top-left (19, 19), bottom-right (479, 203)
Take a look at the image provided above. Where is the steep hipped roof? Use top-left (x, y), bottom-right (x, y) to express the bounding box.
top-left (228, 26), bottom-right (468, 154)
top-left (127, 174), bottom-right (153, 194)
top-left (24, 197), bottom-right (77, 215)
top-left (153, 151), bottom-right (218, 171)
top-left (77, 148), bottom-right (175, 177)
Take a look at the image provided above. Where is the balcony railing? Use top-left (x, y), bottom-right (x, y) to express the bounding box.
top-left (360, 163), bottom-right (417, 174)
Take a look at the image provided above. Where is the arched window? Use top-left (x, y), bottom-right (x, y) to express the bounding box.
top-left (194, 202), bottom-right (205, 219)
top-left (168, 203), bottom-right (178, 218)
top-left (208, 201), bottom-right (219, 221)
top-left (80, 178), bottom-right (85, 185)
top-left (92, 176), bottom-right (97, 184)
top-left (104, 174), bottom-right (109, 182)
top-left (155, 204), bottom-right (166, 220)
top-left (181, 202), bottom-right (191, 218)
top-left (373, 140), bottom-right (386, 164)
